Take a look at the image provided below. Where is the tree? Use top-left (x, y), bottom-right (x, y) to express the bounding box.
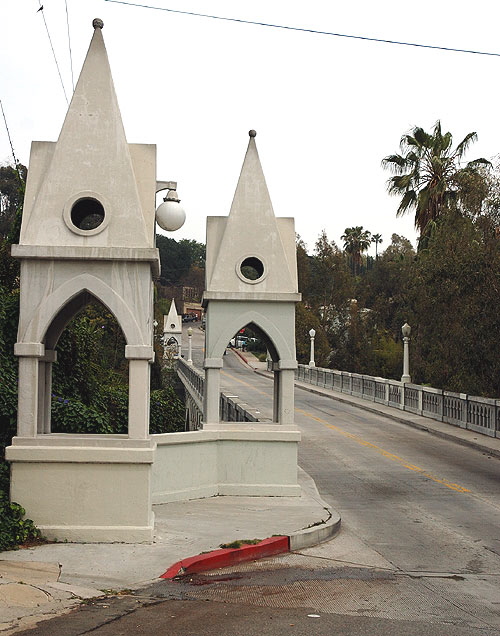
top-left (156, 235), bottom-right (205, 286)
top-left (341, 226), bottom-right (371, 275)
top-left (371, 233), bottom-right (382, 260)
top-left (407, 214), bottom-right (500, 395)
top-left (296, 235), bottom-right (312, 295)
top-left (307, 230), bottom-right (352, 327)
top-left (0, 164), bottom-right (26, 239)
top-left (382, 121), bottom-right (490, 238)
top-left (295, 303), bottom-right (330, 367)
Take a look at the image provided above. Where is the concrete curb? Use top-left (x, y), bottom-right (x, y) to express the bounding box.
top-left (160, 536), bottom-right (289, 579)
top-left (160, 509), bottom-right (341, 579)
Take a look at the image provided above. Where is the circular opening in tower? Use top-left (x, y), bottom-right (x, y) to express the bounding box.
top-left (240, 257), bottom-right (265, 281)
top-left (70, 198), bottom-right (105, 231)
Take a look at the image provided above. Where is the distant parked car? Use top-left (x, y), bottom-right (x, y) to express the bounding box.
top-left (182, 313), bottom-right (197, 323)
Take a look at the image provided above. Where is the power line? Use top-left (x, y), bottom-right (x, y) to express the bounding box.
top-left (36, 1), bottom-right (69, 104)
top-left (104, 0), bottom-right (500, 58)
top-left (0, 99), bottom-right (23, 183)
top-left (65, 0), bottom-right (75, 92)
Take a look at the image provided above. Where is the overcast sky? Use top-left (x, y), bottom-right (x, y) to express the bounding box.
top-left (2, 1), bottom-right (499, 255)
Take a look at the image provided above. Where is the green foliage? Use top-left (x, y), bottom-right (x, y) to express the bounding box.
top-left (306, 231), bottom-right (353, 328)
top-left (149, 388), bottom-right (185, 434)
top-left (0, 494), bottom-right (42, 551)
top-left (295, 303), bottom-right (330, 367)
top-left (0, 289), bottom-right (19, 453)
top-left (408, 215), bottom-right (500, 395)
top-left (341, 226), bottom-right (372, 275)
top-left (0, 164), bottom-right (26, 240)
top-left (156, 235), bottom-right (205, 286)
top-left (382, 121), bottom-right (490, 237)
top-left (0, 462), bottom-right (41, 552)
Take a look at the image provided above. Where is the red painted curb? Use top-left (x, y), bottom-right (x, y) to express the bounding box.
top-left (160, 536), bottom-right (289, 579)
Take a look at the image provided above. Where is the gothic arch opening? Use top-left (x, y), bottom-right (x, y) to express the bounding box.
top-left (43, 293), bottom-right (129, 435)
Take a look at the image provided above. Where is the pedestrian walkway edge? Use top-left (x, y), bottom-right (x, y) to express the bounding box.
top-left (160, 536), bottom-right (289, 579)
top-left (160, 510), bottom-right (341, 579)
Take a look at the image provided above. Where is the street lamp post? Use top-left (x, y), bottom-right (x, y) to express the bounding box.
top-left (187, 327), bottom-right (193, 365)
top-left (308, 328), bottom-right (316, 368)
top-left (401, 322), bottom-right (411, 383)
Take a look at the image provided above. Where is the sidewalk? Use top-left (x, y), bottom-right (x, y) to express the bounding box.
top-left (0, 467), bottom-right (339, 634)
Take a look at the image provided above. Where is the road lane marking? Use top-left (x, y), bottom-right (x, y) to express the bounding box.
top-left (220, 369), bottom-right (471, 493)
top-left (220, 369), bottom-right (272, 398)
top-left (295, 407), bottom-right (471, 493)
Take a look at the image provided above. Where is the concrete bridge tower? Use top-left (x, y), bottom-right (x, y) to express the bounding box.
top-left (203, 129), bottom-right (302, 434)
top-left (7, 20), bottom-right (159, 542)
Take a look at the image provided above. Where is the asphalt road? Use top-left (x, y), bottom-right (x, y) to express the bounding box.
top-left (219, 349), bottom-right (500, 576)
top-left (16, 336), bottom-right (500, 635)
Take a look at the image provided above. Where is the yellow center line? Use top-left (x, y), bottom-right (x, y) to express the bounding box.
top-left (220, 369), bottom-right (272, 398)
top-left (220, 368), bottom-right (471, 494)
top-left (295, 407), bottom-right (471, 493)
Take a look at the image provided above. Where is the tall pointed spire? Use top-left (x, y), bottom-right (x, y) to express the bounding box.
top-left (205, 131), bottom-right (298, 295)
top-left (20, 19), bottom-right (152, 248)
top-left (164, 299), bottom-right (182, 334)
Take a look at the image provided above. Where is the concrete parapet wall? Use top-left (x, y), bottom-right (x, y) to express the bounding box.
top-left (152, 425), bottom-right (301, 504)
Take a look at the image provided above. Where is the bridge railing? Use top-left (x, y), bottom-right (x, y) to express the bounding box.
top-left (285, 362), bottom-right (499, 439)
top-left (177, 358), bottom-right (261, 428)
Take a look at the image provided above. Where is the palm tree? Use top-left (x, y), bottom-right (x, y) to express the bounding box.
top-left (341, 226), bottom-right (371, 275)
top-left (382, 121), bottom-right (490, 237)
top-left (371, 233), bottom-right (382, 260)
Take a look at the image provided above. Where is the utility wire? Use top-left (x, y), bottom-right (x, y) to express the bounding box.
top-left (0, 99), bottom-right (23, 183)
top-left (104, 0), bottom-right (500, 58)
top-left (65, 0), bottom-right (75, 92)
top-left (37, 1), bottom-right (69, 104)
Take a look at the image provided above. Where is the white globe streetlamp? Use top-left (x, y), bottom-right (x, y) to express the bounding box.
top-left (155, 181), bottom-right (186, 232)
top-left (401, 322), bottom-right (411, 383)
top-left (308, 328), bottom-right (316, 368)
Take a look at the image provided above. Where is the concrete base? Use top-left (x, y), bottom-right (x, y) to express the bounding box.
top-left (6, 435), bottom-right (155, 543)
top-left (152, 424), bottom-right (301, 504)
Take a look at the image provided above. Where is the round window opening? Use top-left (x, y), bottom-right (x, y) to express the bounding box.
top-left (71, 198), bottom-right (105, 231)
top-left (240, 256), bottom-right (265, 281)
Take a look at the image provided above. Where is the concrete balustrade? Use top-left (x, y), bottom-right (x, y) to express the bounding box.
top-left (288, 362), bottom-right (499, 439)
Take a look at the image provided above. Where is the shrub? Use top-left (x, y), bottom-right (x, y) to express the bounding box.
top-left (0, 462), bottom-right (41, 551)
top-left (150, 387), bottom-right (185, 434)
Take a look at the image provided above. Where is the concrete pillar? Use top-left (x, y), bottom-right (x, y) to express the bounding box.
top-left (204, 358), bottom-right (223, 425)
top-left (37, 360), bottom-right (46, 435)
top-left (277, 360), bottom-right (298, 425)
top-left (272, 362), bottom-right (280, 423)
top-left (125, 345), bottom-right (154, 440)
top-left (39, 349), bottom-right (57, 434)
top-left (14, 342), bottom-right (45, 438)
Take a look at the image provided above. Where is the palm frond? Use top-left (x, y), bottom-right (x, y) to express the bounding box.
top-left (455, 132), bottom-right (478, 160)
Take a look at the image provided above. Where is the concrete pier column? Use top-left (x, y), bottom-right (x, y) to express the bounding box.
top-left (14, 342), bottom-right (45, 438)
top-left (126, 345), bottom-right (154, 440)
top-left (38, 349), bottom-right (57, 433)
top-left (272, 362), bottom-right (280, 423)
top-left (204, 358), bottom-right (223, 425)
top-left (277, 360), bottom-right (298, 425)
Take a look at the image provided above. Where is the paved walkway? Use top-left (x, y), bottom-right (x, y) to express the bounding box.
top-left (0, 465), bottom-right (336, 634)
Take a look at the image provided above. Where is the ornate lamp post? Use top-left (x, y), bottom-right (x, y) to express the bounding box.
top-left (187, 327), bottom-right (193, 365)
top-left (401, 322), bottom-right (411, 383)
top-left (308, 328), bottom-right (316, 368)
